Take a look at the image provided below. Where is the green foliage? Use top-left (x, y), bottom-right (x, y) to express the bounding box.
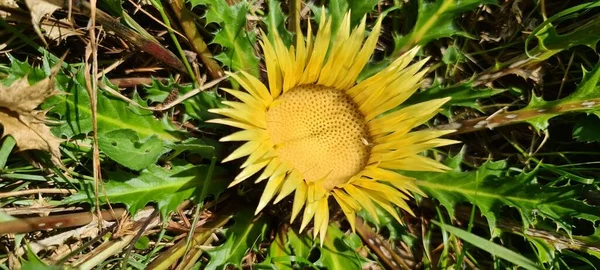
top-left (205, 210), bottom-right (269, 270)
top-left (265, 0), bottom-right (292, 46)
top-left (314, 225), bottom-right (370, 269)
top-left (524, 63), bottom-right (600, 131)
top-left (190, 0), bottom-right (259, 76)
top-left (412, 152), bottom-right (600, 235)
top-left (264, 227), bottom-right (313, 269)
top-left (394, 0), bottom-right (497, 50)
top-left (433, 221), bottom-right (542, 270)
top-left (63, 160), bottom-right (227, 217)
top-left (572, 115), bottom-right (600, 143)
top-left (165, 138), bottom-right (219, 160)
top-left (263, 224), bottom-right (370, 269)
top-left (97, 129), bottom-right (166, 170)
top-left (43, 70), bottom-right (184, 141)
top-left (21, 247), bottom-right (61, 270)
top-left (531, 2), bottom-right (600, 52)
top-left (326, 0), bottom-right (380, 34)
top-left (1, 56), bottom-right (47, 85)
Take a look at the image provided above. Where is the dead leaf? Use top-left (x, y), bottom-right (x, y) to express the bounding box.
top-left (0, 0), bottom-right (18, 19)
top-left (41, 18), bottom-right (82, 42)
top-left (0, 68), bottom-right (62, 161)
top-left (24, 0), bottom-right (64, 45)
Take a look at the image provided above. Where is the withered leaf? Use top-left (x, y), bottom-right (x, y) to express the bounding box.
top-left (24, 0), bottom-right (64, 45)
top-left (0, 70), bottom-right (62, 160)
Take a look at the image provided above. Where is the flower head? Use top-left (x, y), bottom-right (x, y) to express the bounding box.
top-left (209, 11), bottom-right (458, 242)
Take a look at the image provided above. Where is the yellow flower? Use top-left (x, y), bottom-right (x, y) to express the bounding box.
top-left (209, 11), bottom-right (459, 242)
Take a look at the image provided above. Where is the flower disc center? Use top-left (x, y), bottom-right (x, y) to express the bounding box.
top-left (266, 85), bottom-right (370, 189)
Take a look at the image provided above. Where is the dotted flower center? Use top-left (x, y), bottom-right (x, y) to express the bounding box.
top-left (266, 85), bottom-right (370, 189)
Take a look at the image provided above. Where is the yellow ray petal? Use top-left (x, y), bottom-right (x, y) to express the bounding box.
top-left (260, 37), bottom-right (282, 98)
top-left (313, 196), bottom-right (329, 240)
top-left (362, 166), bottom-right (425, 197)
top-left (299, 183), bottom-right (318, 232)
top-left (206, 118), bottom-right (256, 130)
top-left (343, 184), bottom-right (379, 223)
top-left (359, 59), bottom-right (428, 118)
top-left (380, 155), bottom-right (450, 172)
top-left (353, 179), bottom-right (409, 201)
top-left (222, 141), bottom-right (262, 163)
top-left (376, 129), bottom-right (456, 145)
top-left (274, 170), bottom-right (303, 203)
top-left (291, 181), bottom-right (308, 223)
top-left (272, 31), bottom-right (296, 93)
top-left (362, 190), bottom-right (402, 224)
top-left (256, 158), bottom-right (282, 182)
top-left (337, 16), bottom-right (379, 90)
top-left (370, 139), bottom-right (459, 162)
top-left (332, 189), bottom-right (359, 232)
top-left (230, 158), bottom-right (271, 187)
top-left (347, 46), bottom-right (420, 100)
top-left (380, 191), bottom-right (415, 216)
top-left (208, 107), bottom-right (266, 129)
top-left (255, 172), bottom-right (286, 214)
top-left (241, 143), bottom-right (275, 168)
top-left (220, 129), bottom-right (269, 142)
top-left (317, 12), bottom-right (351, 87)
top-left (228, 72), bottom-right (272, 106)
top-left (364, 72), bottom-right (428, 121)
top-left (368, 97), bottom-right (450, 137)
top-left (221, 88), bottom-right (265, 110)
top-left (300, 10), bottom-right (331, 84)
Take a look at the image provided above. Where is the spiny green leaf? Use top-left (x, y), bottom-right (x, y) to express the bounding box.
top-left (262, 226), bottom-right (314, 269)
top-left (165, 138), bottom-right (219, 160)
top-left (205, 210), bottom-right (269, 270)
top-left (191, 0), bottom-right (259, 76)
top-left (532, 2), bottom-right (600, 51)
top-left (327, 0), bottom-right (380, 35)
top-left (441, 45), bottom-right (466, 64)
top-left (21, 247), bottom-right (60, 270)
top-left (523, 63), bottom-right (600, 132)
top-left (412, 158), bottom-right (600, 235)
top-left (1, 56), bottom-right (47, 86)
top-left (265, 0), bottom-right (292, 46)
top-left (62, 160), bottom-right (227, 217)
top-left (142, 77), bottom-right (224, 125)
top-left (394, 0), bottom-right (497, 50)
top-left (43, 69), bottom-right (184, 142)
top-left (97, 129), bottom-right (166, 170)
top-left (307, 0), bottom-right (380, 39)
top-left (314, 225), bottom-right (370, 269)
top-left (433, 221), bottom-right (543, 270)
top-left (572, 115), bottom-right (600, 143)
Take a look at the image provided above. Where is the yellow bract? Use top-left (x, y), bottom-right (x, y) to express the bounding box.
top-left (209, 11), bottom-right (459, 243)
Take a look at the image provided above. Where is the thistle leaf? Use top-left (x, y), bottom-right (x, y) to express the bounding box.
top-left (394, 0), bottom-right (497, 50)
top-left (522, 63), bottom-right (600, 132)
top-left (190, 0), bottom-right (259, 76)
top-left (205, 210), bottom-right (269, 270)
top-left (63, 160), bottom-right (227, 217)
top-left (433, 221), bottom-right (542, 270)
top-left (97, 129), bottom-right (166, 170)
top-left (412, 158), bottom-right (600, 235)
top-left (43, 69), bottom-right (184, 142)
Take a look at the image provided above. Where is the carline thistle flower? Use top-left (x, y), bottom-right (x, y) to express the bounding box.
top-left (209, 11), bottom-right (459, 242)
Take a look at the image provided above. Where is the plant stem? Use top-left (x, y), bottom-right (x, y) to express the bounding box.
top-left (150, 0), bottom-right (198, 84)
top-left (168, 0), bottom-right (224, 79)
